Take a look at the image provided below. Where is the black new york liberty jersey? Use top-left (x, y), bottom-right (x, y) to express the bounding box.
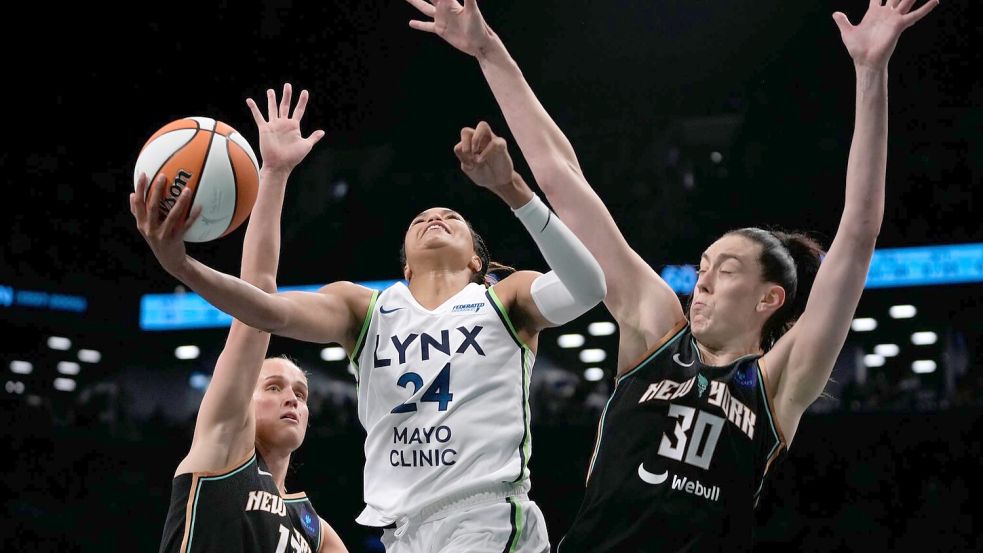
top-left (160, 451), bottom-right (322, 553)
top-left (559, 323), bottom-right (786, 553)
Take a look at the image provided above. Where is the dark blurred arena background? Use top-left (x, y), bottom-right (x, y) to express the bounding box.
top-left (1, 1), bottom-right (980, 550)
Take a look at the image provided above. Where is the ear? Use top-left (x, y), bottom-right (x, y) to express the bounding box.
top-left (757, 284), bottom-right (786, 315)
top-left (468, 254), bottom-right (483, 276)
top-left (403, 264), bottom-right (412, 282)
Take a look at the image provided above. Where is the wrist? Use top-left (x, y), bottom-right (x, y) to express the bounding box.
top-left (853, 63), bottom-right (888, 78)
top-left (260, 165), bottom-right (292, 184)
top-left (512, 189), bottom-right (547, 222)
top-left (169, 254), bottom-right (195, 282)
top-left (497, 172), bottom-right (534, 209)
top-left (854, 65), bottom-right (888, 96)
top-left (475, 31), bottom-right (507, 64)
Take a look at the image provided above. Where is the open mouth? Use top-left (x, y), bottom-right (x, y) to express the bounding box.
top-left (422, 222), bottom-right (450, 236)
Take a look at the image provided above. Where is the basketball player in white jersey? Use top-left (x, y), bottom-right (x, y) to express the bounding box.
top-left (133, 84), bottom-right (347, 553)
top-left (133, 113), bottom-right (607, 550)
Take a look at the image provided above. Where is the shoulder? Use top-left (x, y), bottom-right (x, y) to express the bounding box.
top-left (317, 517), bottom-right (348, 553)
top-left (174, 447), bottom-right (255, 480)
top-left (317, 281), bottom-right (376, 315)
top-left (490, 270), bottom-right (542, 303)
top-left (318, 280), bottom-right (375, 301)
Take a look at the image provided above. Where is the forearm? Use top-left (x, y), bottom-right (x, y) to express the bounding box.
top-left (473, 33), bottom-right (633, 286)
top-left (175, 257), bottom-right (287, 333)
top-left (839, 66), bottom-right (888, 239)
top-left (476, 35), bottom-right (582, 179)
top-left (512, 191), bottom-right (606, 324)
top-left (240, 167), bottom-right (290, 291)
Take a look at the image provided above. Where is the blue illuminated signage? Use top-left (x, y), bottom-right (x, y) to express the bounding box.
top-left (140, 280), bottom-right (400, 330)
top-left (0, 284), bottom-right (88, 313)
top-left (659, 242), bottom-right (983, 294)
top-left (140, 243), bottom-right (983, 331)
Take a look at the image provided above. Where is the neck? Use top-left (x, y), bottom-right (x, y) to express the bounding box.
top-left (256, 442), bottom-right (292, 496)
top-left (407, 269), bottom-right (474, 310)
top-left (694, 334), bottom-right (763, 367)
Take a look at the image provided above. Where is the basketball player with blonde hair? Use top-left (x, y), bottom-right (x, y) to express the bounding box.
top-left (135, 84), bottom-right (347, 553)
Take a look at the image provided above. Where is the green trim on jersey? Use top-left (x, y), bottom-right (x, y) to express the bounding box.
top-left (753, 363), bottom-right (783, 501)
top-left (503, 496), bottom-right (525, 553)
top-left (350, 290), bottom-right (380, 373)
top-left (516, 348), bottom-right (533, 483)
top-left (586, 328), bottom-right (687, 481)
top-left (486, 287), bottom-right (530, 350)
top-left (486, 288), bottom-right (534, 483)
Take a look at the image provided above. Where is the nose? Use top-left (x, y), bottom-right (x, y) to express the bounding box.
top-left (695, 269), bottom-right (713, 295)
top-left (283, 393), bottom-right (298, 409)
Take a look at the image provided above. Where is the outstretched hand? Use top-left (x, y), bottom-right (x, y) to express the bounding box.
top-left (405, 0), bottom-right (495, 57)
top-left (130, 172), bottom-right (200, 275)
top-left (833, 0), bottom-right (939, 69)
top-left (246, 83), bottom-right (325, 174)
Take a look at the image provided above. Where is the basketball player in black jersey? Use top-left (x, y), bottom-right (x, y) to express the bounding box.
top-left (407, 0), bottom-right (941, 549)
top-left (131, 84), bottom-right (347, 553)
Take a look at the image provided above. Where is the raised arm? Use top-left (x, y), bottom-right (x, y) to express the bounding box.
top-left (184, 85), bottom-right (321, 459)
top-left (130, 114), bottom-right (371, 350)
top-left (453, 121), bottom-right (606, 345)
top-left (406, 0), bottom-right (684, 366)
top-left (764, 0), bottom-right (939, 442)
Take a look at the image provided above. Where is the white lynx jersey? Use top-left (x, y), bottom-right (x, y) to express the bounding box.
top-left (351, 282), bottom-right (534, 527)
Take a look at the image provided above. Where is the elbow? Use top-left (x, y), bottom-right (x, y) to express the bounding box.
top-left (255, 276), bottom-right (278, 295)
top-left (242, 275), bottom-right (277, 295)
top-left (841, 221), bottom-right (881, 250)
top-left (573, 267), bottom-right (607, 309)
top-left (256, 296), bottom-right (289, 334)
top-left (264, 312), bottom-right (289, 335)
top-left (841, 206), bottom-right (883, 245)
top-left (530, 157), bottom-right (583, 195)
top-left (586, 272), bottom-right (608, 306)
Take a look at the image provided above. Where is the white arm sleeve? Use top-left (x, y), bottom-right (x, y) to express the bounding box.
top-left (512, 194), bottom-right (607, 325)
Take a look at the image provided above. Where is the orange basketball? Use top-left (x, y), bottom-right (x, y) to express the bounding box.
top-left (133, 117), bottom-right (259, 242)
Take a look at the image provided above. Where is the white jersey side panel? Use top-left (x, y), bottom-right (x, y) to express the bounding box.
top-left (351, 282), bottom-right (533, 526)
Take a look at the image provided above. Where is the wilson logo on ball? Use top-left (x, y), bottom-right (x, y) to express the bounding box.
top-left (158, 169), bottom-right (194, 217)
top-left (133, 117), bottom-right (259, 243)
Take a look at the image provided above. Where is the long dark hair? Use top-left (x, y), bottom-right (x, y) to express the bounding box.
top-left (400, 217), bottom-right (515, 286)
top-left (727, 227), bottom-right (825, 351)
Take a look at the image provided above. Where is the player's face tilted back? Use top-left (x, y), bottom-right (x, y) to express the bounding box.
top-left (346, 122), bottom-right (604, 551)
top-left (253, 358), bottom-right (310, 453)
top-left (402, 207), bottom-right (482, 281)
